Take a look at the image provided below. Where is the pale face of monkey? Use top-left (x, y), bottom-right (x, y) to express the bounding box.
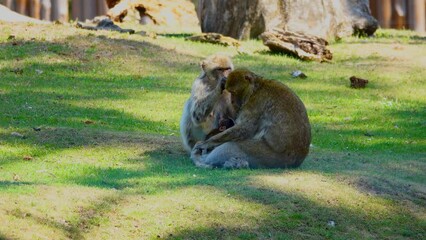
top-left (201, 54), bottom-right (234, 90)
top-left (214, 67), bottom-right (232, 91)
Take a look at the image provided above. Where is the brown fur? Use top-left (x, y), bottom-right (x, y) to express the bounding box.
top-left (191, 69), bottom-right (311, 169)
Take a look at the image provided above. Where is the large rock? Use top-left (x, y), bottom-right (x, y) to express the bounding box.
top-left (197, 0), bottom-right (378, 40)
top-left (107, 0), bottom-right (199, 27)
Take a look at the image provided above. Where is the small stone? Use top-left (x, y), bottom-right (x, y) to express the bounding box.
top-left (291, 70), bottom-right (307, 79)
top-left (10, 68), bottom-right (23, 74)
top-left (11, 132), bottom-right (25, 138)
top-left (364, 132), bottom-right (374, 137)
top-left (13, 173), bottom-right (20, 181)
top-left (350, 76), bottom-right (369, 88)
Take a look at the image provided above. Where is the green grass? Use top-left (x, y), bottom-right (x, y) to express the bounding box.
top-left (0, 22), bottom-right (425, 240)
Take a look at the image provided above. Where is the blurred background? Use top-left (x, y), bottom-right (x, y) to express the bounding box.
top-left (0, 0), bottom-right (425, 32)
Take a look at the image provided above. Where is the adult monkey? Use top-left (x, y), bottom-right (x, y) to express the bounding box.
top-left (180, 54), bottom-right (235, 153)
top-left (191, 69), bottom-right (311, 169)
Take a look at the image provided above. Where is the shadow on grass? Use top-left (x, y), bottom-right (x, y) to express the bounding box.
top-left (311, 106), bottom-right (426, 154)
top-left (0, 89), bottom-right (174, 134)
top-left (8, 193), bottom-right (122, 240)
top-left (163, 184), bottom-right (424, 239)
top-left (256, 49), bottom-right (306, 61)
top-left (0, 181), bottom-right (33, 189)
top-left (0, 232), bottom-right (13, 240)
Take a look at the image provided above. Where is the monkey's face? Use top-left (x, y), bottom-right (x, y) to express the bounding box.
top-left (215, 67), bottom-right (233, 91)
top-left (207, 66), bottom-right (233, 91)
top-left (226, 69), bottom-right (253, 111)
top-left (201, 55), bottom-right (234, 89)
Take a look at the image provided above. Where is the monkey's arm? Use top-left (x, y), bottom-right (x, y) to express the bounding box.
top-left (196, 109), bottom-right (260, 149)
top-left (190, 81), bottom-right (222, 125)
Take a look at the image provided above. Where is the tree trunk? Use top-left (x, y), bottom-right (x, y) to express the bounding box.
top-left (408, 0), bottom-right (426, 32)
top-left (198, 0), bottom-right (378, 40)
top-left (394, 0), bottom-right (406, 29)
top-left (97, 0), bottom-right (109, 15)
top-left (41, 0), bottom-right (51, 21)
top-left (198, 0), bottom-right (276, 40)
top-left (82, 0), bottom-right (96, 20)
top-left (30, 0), bottom-right (41, 19)
top-left (71, 0), bottom-right (82, 20)
top-left (16, 0), bottom-right (27, 15)
top-left (51, 0), bottom-right (68, 21)
top-left (4, 0), bottom-right (14, 9)
top-left (377, 0), bottom-right (392, 28)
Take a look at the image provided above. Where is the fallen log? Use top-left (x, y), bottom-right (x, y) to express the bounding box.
top-left (260, 29), bottom-right (332, 62)
top-left (76, 18), bottom-right (135, 34)
top-left (185, 33), bottom-right (240, 47)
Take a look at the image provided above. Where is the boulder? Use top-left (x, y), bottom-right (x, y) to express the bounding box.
top-left (197, 0), bottom-right (378, 40)
top-left (107, 0), bottom-right (199, 27)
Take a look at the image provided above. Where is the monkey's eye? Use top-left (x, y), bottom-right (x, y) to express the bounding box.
top-left (215, 67), bottom-right (232, 71)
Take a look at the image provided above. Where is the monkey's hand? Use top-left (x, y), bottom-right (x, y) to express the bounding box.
top-left (193, 141), bottom-right (217, 155)
top-left (190, 142), bottom-right (213, 168)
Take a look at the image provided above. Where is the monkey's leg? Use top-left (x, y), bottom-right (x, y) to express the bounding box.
top-left (237, 140), bottom-right (301, 168)
top-left (201, 142), bottom-right (250, 169)
top-left (202, 139), bottom-right (292, 169)
top-left (190, 146), bottom-right (213, 168)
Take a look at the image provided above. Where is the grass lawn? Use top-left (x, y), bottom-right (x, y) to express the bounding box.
top-left (0, 21), bottom-right (425, 239)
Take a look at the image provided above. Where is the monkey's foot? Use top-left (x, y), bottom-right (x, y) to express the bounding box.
top-left (194, 160), bottom-right (214, 169)
top-left (190, 147), bottom-right (213, 169)
top-left (223, 157), bottom-right (249, 169)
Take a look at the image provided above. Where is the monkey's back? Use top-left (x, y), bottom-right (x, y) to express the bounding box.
top-left (252, 79), bottom-right (311, 166)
